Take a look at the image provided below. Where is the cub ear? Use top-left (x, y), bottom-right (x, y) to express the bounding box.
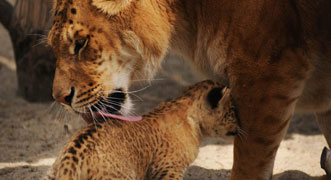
top-left (207, 87), bottom-right (224, 109)
top-left (92, 0), bottom-right (132, 16)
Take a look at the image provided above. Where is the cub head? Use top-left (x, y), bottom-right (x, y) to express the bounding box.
top-left (48, 0), bottom-right (171, 119)
top-left (186, 81), bottom-right (240, 141)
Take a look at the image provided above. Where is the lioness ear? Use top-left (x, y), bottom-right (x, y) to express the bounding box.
top-left (92, 0), bottom-right (132, 16)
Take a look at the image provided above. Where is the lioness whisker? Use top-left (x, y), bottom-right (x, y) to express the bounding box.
top-left (92, 104), bottom-right (108, 122)
top-left (97, 94), bottom-right (140, 102)
top-left (99, 90), bottom-right (144, 102)
top-left (99, 101), bottom-right (140, 117)
top-left (100, 84), bottom-right (151, 94)
top-left (88, 106), bottom-right (98, 129)
top-left (98, 95), bottom-right (138, 112)
top-left (131, 78), bottom-right (164, 82)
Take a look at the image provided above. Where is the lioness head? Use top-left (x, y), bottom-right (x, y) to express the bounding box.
top-left (49, 0), bottom-right (172, 118)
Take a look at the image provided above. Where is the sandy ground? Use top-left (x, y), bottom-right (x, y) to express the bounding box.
top-left (0, 7), bottom-right (329, 180)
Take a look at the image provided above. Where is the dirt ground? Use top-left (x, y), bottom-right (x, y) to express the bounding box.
top-left (0, 6), bottom-right (329, 180)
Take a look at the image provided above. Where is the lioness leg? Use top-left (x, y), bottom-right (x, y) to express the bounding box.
top-left (228, 49), bottom-right (311, 180)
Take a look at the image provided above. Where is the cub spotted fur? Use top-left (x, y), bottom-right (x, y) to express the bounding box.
top-left (44, 80), bottom-right (239, 180)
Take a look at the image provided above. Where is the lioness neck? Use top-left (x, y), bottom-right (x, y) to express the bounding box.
top-left (157, 0), bottom-right (231, 78)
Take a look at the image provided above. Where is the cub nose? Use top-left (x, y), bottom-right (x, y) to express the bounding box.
top-left (54, 87), bottom-right (75, 106)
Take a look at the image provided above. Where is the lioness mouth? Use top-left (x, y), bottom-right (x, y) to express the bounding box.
top-left (81, 89), bottom-right (142, 124)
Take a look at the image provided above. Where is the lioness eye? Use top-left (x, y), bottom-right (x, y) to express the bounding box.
top-left (74, 38), bottom-right (88, 55)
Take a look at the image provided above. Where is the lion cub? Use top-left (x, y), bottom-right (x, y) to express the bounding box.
top-left (44, 80), bottom-right (239, 180)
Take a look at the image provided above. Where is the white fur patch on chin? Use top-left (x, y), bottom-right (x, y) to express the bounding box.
top-left (119, 96), bottom-right (133, 116)
top-left (114, 72), bottom-right (133, 116)
top-left (92, 0), bottom-right (132, 16)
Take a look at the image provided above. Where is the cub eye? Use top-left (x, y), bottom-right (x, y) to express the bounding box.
top-left (74, 38), bottom-right (88, 55)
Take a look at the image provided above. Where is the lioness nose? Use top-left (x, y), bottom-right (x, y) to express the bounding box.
top-left (54, 87), bottom-right (75, 106)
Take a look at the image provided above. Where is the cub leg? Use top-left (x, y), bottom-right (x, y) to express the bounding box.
top-left (146, 160), bottom-right (187, 180)
top-left (228, 48), bottom-right (311, 180)
top-left (147, 167), bottom-right (184, 180)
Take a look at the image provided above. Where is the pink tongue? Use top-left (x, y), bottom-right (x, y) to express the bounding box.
top-left (97, 111), bottom-right (142, 122)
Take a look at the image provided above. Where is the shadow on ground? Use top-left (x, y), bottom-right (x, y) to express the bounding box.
top-left (288, 114), bottom-right (321, 135)
top-left (184, 166), bottom-right (327, 180)
top-left (0, 166), bottom-right (49, 180)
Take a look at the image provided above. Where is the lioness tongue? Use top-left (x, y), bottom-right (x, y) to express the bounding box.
top-left (97, 111), bottom-right (143, 122)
